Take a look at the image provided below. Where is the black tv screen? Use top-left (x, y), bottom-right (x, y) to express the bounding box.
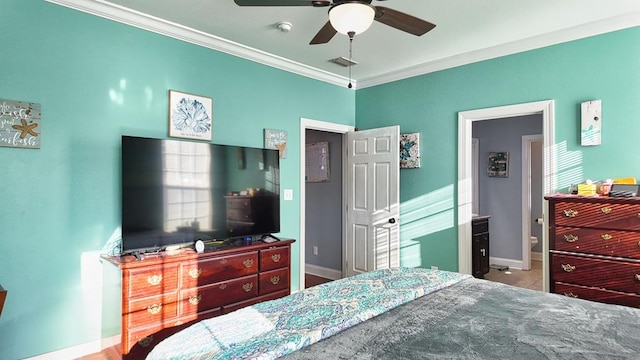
top-left (121, 136), bottom-right (280, 255)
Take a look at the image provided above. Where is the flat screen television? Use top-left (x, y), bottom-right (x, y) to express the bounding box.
top-left (121, 136), bottom-right (280, 255)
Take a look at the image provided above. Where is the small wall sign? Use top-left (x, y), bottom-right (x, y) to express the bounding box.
top-left (0, 98), bottom-right (41, 149)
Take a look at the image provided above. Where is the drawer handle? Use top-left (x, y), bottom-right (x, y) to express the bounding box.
top-left (189, 294), bottom-right (202, 305)
top-left (138, 335), bottom-right (153, 348)
top-left (271, 254), bottom-right (281, 263)
top-left (146, 304), bottom-right (162, 315)
top-left (561, 264), bottom-right (576, 273)
top-left (189, 268), bottom-right (202, 279)
top-left (563, 209), bottom-right (578, 218)
top-left (219, 259), bottom-right (228, 265)
top-left (635, 274), bottom-right (640, 282)
top-left (564, 234), bottom-right (578, 243)
top-left (600, 207), bottom-right (612, 214)
top-left (147, 274), bottom-right (162, 285)
top-left (270, 276), bottom-right (280, 285)
top-left (243, 282), bottom-right (254, 292)
top-left (219, 283), bottom-right (227, 290)
top-left (601, 233), bottom-right (612, 240)
top-left (563, 292), bottom-right (579, 298)
top-left (243, 259), bottom-right (254, 268)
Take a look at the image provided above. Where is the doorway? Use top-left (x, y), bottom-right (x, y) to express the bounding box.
top-left (457, 100), bottom-right (556, 292)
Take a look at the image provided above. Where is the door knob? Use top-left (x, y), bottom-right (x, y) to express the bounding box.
top-left (388, 218), bottom-right (396, 224)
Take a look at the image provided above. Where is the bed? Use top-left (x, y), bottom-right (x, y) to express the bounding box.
top-left (146, 267), bottom-right (640, 359)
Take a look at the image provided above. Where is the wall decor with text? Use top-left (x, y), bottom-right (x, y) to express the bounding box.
top-left (264, 128), bottom-right (287, 158)
top-left (168, 90), bottom-right (213, 141)
top-left (487, 151), bottom-right (509, 177)
top-left (0, 98), bottom-right (41, 149)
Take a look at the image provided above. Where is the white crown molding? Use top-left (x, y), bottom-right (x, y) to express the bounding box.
top-left (44, 0), bottom-right (352, 88)
top-left (357, 11), bottom-right (640, 89)
top-left (45, 1), bottom-right (638, 89)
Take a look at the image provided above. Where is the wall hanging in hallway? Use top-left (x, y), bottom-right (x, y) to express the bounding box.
top-left (487, 151), bottom-right (509, 177)
top-left (400, 133), bottom-right (420, 169)
top-left (168, 90), bottom-right (213, 141)
top-left (0, 98), bottom-right (41, 149)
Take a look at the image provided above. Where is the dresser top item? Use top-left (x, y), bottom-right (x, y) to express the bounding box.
top-left (101, 238), bottom-right (295, 269)
top-left (545, 194), bottom-right (640, 205)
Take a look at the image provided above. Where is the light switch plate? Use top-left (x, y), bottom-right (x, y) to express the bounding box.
top-left (284, 189), bottom-right (293, 201)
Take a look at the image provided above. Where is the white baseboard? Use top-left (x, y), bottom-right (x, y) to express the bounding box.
top-left (305, 263), bottom-right (342, 280)
top-left (25, 335), bottom-right (120, 360)
top-left (532, 251), bottom-right (543, 261)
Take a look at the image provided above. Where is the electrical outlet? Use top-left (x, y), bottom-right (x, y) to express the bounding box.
top-left (284, 189), bottom-right (293, 201)
top-left (313, 246), bottom-right (318, 256)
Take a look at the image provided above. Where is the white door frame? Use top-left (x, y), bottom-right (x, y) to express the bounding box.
top-left (521, 134), bottom-right (543, 271)
top-left (299, 118), bottom-right (355, 291)
top-left (458, 100), bottom-right (555, 292)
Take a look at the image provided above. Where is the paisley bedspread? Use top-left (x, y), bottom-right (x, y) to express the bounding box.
top-left (146, 267), bottom-right (470, 360)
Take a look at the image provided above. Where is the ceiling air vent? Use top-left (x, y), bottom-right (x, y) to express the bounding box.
top-left (329, 56), bottom-right (358, 67)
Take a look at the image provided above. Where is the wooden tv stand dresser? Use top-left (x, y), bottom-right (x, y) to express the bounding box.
top-left (101, 238), bottom-right (294, 359)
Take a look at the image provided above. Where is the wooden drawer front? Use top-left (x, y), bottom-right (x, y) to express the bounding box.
top-left (127, 292), bottom-right (179, 329)
top-left (126, 264), bottom-right (179, 299)
top-left (226, 197), bottom-right (251, 209)
top-left (226, 207), bottom-right (252, 221)
top-left (554, 282), bottom-right (640, 308)
top-left (259, 268), bottom-right (289, 295)
top-left (181, 252), bottom-right (258, 287)
top-left (471, 219), bottom-right (488, 235)
top-left (554, 227), bottom-right (640, 259)
top-left (222, 289), bottom-right (290, 314)
top-left (554, 201), bottom-right (640, 230)
top-left (260, 246), bottom-right (289, 271)
top-left (180, 275), bottom-right (258, 317)
top-left (552, 254), bottom-right (640, 294)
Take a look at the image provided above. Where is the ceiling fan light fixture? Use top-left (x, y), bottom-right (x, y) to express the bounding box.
top-left (328, 2), bottom-right (375, 36)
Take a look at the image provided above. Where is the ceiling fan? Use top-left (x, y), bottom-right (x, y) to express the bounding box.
top-left (233, 0), bottom-right (436, 45)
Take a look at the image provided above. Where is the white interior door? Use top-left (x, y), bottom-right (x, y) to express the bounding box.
top-left (345, 126), bottom-right (400, 277)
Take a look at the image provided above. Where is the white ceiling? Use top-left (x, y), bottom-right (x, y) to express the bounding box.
top-left (49, 0), bottom-right (640, 88)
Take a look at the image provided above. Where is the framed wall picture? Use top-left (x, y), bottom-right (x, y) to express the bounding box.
top-left (400, 133), bottom-right (420, 169)
top-left (264, 128), bottom-right (287, 158)
top-left (487, 151), bottom-right (509, 177)
top-left (168, 90), bottom-right (213, 141)
top-left (0, 98), bottom-right (41, 149)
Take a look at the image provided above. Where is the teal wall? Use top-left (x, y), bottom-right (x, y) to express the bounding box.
top-left (0, 1), bottom-right (354, 358)
top-left (356, 26), bottom-right (640, 272)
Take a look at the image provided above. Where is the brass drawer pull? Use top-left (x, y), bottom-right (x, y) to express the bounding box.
top-left (219, 259), bottom-right (228, 265)
top-left (563, 292), bottom-right (578, 298)
top-left (564, 234), bottom-right (578, 243)
top-left (146, 303), bottom-right (162, 315)
top-left (600, 207), bottom-right (612, 214)
top-left (635, 274), bottom-right (640, 282)
top-left (563, 209), bottom-right (578, 218)
top-left (561, 264), bottom-right (576, 273)
top-left (219, 284), bottom-right (227, 290)
top-left (601, 234), bottom-right (612, 240)
top-left (147, 274), bottom-right (162, 285)
top-left (637, 241), bottom-right (640, 248)
top-left (270, 276), bottom-right (280, 285)
top-left (243, 283), bottom-right (254, 292)
top-left (138, 335), bottom-right (153, 347)
top-left (189, 294), bottom-right (202, 305)
top-left (189, 268), bottom-right (202, 279)
top-left (271, 254), bottom-right (281, 263)
top-left (243, 259), bottom-right (254, 268)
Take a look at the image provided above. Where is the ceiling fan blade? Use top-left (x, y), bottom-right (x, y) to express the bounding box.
top-left (374, 6), bottom-right (436, 36)
top-left (310, 21), bottom-right (337, 45)
top-left (234, 0), bottom-right (329, 6)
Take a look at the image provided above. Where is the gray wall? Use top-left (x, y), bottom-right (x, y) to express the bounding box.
top-left (305, 130), bottom-right (343, 271)
top-left (473, 114), bottom-right (542, 261)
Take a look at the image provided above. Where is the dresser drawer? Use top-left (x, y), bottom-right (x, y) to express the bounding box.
top-left (554, 282), bottom-right (640, 308)
top-left (551, 253), bottom-right (640, 294)
top-left (222, 289), bottom-right (290, 314)
top-left (259, 267), bottom-right (289, 295)
top-left (126, 264), bottom-right (179, 299)
top-left (554, 227), bottom-right (640, 259)
top-left (181, 252), bottom-right (258, 287)
top-left (180, 274), bottom-right (258, 317)
top-left (554, 201), bottom-right (640, 230)
top-left (226, 197), bottom-right (251, 209)
top-left (127, 292), bottom-right (179, 329)
top-left (226, 207), bottom-right (253, 221)
top-left (260, 246), bottom-right (289, 271)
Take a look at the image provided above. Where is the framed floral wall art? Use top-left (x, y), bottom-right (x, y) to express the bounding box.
top-left (168, 90), bottom-right (213, 141)
top-left (487, 151), bottom-right (509, 177)
top-left (400, 133), bottom-right (420, 169)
